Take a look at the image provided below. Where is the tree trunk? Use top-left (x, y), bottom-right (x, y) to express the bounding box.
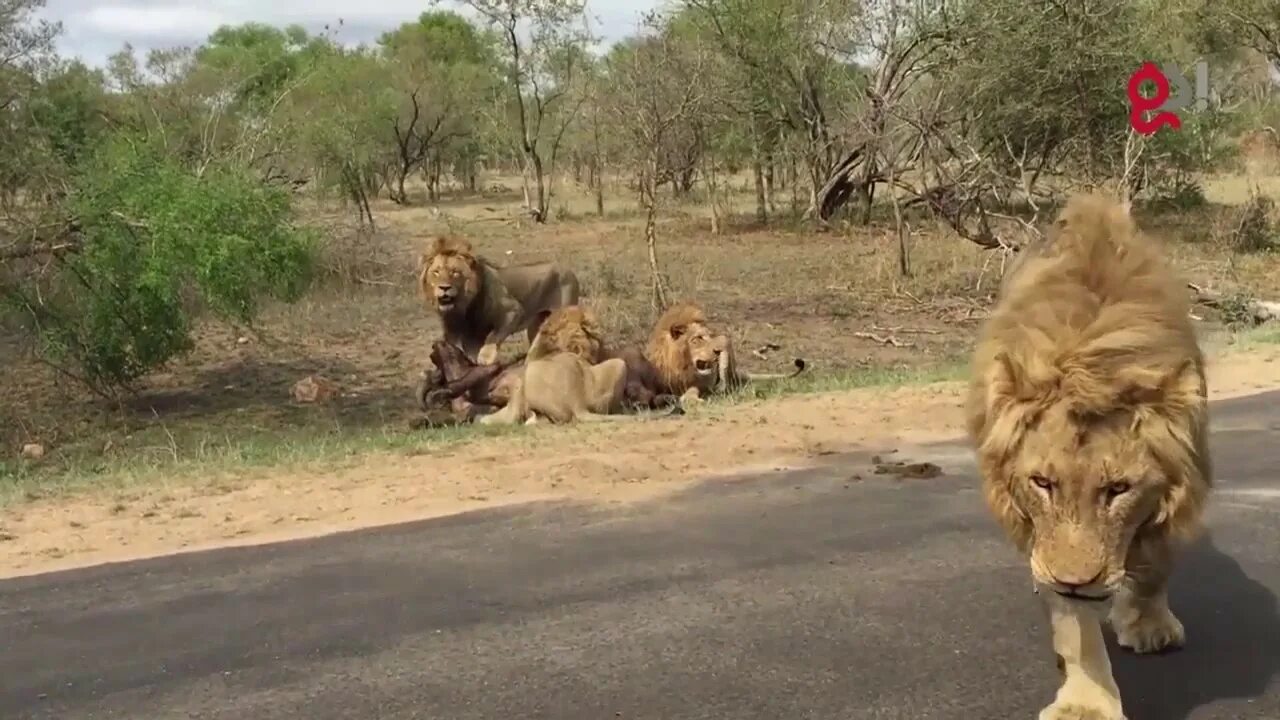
top-left (704, 157), bottom-right (722, 235)
top-left (393, 167), bottom-right (409, 206)
top-left (753, 161), bottom-right (767, 223)
top-left (643, 160), bottom-right (669, 312)
top-left (888, 174), bottom-right (910, 277)
top-left (764, 153), bottom-right (776, 215)
top-left (789, 155), bottom-right (799, 215)
top-left (531, 151), bottom-right (547, 223)
top-left (594, 157), bottom-right (604, 216)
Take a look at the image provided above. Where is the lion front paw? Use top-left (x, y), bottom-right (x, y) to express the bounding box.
top-left (1038, 702), bottom-right (1126, 720)
top-left (1114, 607), bottom-right (1185, 654)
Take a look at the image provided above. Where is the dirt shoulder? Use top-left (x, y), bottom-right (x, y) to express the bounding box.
top-left (2, 343), bottom-right (1278, 580)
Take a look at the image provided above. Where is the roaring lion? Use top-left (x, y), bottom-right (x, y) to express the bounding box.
top-left (645, 301), bottom-right (806, 403)
top-left (419, 235), bottom-right (580, 365)
top-left (478, 305), bottom-right (634, 425)
top-left (966, 194), bottom-right (1211, 720)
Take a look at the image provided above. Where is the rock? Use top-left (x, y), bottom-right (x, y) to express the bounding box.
top-left (291, 375), bottom-right (339, 404)
top-left (20, 443), bottom-right (45, 461)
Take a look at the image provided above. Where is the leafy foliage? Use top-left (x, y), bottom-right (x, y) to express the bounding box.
top-left (10, 134), bottom-right (317, 393)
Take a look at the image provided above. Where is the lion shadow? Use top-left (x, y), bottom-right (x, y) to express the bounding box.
top-left (1110, 534), bottom-right (1280, 719)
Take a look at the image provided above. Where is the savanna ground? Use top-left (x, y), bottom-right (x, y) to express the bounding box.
top-left (3, 168), bottom-right (1280, 579)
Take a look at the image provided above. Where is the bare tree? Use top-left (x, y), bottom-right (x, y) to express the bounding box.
top-left (452, 0), bottom-right (589, 223)
top-left (606, 16), bottom-right (711, 311)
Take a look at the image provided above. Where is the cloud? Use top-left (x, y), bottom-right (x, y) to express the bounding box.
top-left (38, 0), bottom-right (660, 67)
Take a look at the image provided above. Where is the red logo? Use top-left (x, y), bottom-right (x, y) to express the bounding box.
top-left (1128, 62), bottom-right (1181, 134)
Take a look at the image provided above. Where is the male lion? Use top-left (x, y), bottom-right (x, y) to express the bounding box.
top-left (419, 235), bottom-right (580, 365)
top-left (966, 194), bottom-right (1211, 720)
top-left (645, 301), bottom-right (806, 404)
top-left (478, 305), bottom-right (633, 425)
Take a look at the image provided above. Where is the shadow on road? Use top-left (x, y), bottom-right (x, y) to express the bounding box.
top-left (1111, 535), bottom-right (1280, 720)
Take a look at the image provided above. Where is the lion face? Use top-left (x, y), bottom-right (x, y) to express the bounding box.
top-left (1002, 404), bottom-right (1167, 603)
top-left (676, 322), bottom-right (720, 378)
top-left (420, 237), bottom-right (480, 314)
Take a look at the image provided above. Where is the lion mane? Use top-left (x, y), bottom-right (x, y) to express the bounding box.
top-left (644, 301), bottom-right (806, 401)
top-left (967, 194), bottom-right (1210, 551)
top-left (529, 304), bottom-right (607, 364)
top-left (417, 235), bottom-right (503, 354)
top-left (418, 234), bottom-right (580, 366)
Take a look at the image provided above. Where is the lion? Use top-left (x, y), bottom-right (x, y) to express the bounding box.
top-left (419, 235), bottom-right (580, 366)
top-left (645, 301), bottom-right (806, 404)
top-left (478, 305), bottom-right (634, 425)
top-left (965, 194), bottom-right (1211, 720)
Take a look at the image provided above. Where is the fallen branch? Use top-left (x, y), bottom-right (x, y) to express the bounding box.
top-left (1187, 282), bottom-right (1280, 325)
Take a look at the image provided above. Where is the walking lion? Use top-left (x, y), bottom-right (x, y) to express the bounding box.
top-left (965, 194), bottom-right (1212, 720)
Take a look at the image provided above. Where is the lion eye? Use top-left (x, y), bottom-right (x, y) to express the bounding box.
top-left (1105, 482), bottom-right (1131, 502)
top-left (1030, 474), bottom-right (1053, 492)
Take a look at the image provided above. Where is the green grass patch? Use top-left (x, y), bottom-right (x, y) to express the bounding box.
top-left (0, 420), bottom-right (523, 508)
top-left (722, 358), bottom-right (968, 403)
top-left (0, 356), bottom-right (967, 506)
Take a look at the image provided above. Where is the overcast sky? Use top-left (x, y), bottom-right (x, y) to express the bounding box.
top-left (37, 0), bottom-right (663, 67)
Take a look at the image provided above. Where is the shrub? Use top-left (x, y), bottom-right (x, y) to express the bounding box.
top-left (7, 133), bottom-right (318, 394)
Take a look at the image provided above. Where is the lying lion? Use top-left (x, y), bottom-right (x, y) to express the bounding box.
top-left (477, 305), bottom-right (636, 425)
top-left (419, 235), bottom-right (579, 366)
top-left (966, 194), bottom-right (1211, 720)
top-left (645, 301), bottom-right (806, 404)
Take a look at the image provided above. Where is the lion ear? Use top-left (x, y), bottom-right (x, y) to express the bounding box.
top-left (426, 236), bottom-right (447, 257)
top-left (1121, 357), bottom-right (1205, 416)
top-left (669, 323), bottom-right (688, 340)
top-left (988, 351), bottom-right (1028, 405)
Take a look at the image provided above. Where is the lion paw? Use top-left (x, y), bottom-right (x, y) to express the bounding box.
top-left (1038, 702), bottom-right (1126, 720)
top-left (1114, 607), bottom-right (1185, 654)
top-left (477, 343), bottom-right (499, 366)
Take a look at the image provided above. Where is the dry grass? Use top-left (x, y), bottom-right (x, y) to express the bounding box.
top-left (1, 170), bottom-right (1278, 499)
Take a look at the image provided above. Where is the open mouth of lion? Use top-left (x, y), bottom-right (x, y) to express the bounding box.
top-left (694, 359), bottom-right (714, 375)
top-left (435, 294), bottom-right (456, 308)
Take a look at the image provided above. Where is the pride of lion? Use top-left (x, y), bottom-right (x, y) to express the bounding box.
top-left (417, 193), bottom-right (1212, 717)
top-left (967, 194), bottom-right (1211, 720)
top-left (414, 234), bottom-right (806, 425)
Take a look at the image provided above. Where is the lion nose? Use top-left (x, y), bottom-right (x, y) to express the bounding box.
top-left (436, 286), bottom-right (454, 295)
top-left (1050, 569), bottom-right (1105, 590)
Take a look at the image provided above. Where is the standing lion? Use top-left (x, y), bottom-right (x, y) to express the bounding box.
top-left (966, 194), bottom-right (1211, 720)
top-left (419, 235), bottom-right (580, 365)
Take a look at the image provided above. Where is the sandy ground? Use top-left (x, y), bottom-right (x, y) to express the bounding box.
top-left (2, 344), bottom-right (1279, 580)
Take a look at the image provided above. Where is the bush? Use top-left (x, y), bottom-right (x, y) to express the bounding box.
top-left (8, 134), bottom-right (318, 394)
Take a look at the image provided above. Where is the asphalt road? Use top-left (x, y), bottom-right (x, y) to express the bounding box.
top-left (2, 392), bottom-right (1278, 720)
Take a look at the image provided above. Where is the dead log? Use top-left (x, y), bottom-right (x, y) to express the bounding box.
top-left (816, 144), bottom-right (869, 221)
top-left (1187, 283), bottom-right (1280, 325)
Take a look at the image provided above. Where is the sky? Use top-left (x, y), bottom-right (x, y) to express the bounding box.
top-left (36, 0), bottom-right (664, 68)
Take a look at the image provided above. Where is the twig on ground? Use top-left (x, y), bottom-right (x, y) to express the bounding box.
top-left (871, 324), bottom-right (940, 335)
top-left (854, 331), bottom-right (916, 348)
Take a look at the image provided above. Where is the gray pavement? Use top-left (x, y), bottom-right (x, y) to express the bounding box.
top-left (1, 391), bottom-right (1278, 720)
